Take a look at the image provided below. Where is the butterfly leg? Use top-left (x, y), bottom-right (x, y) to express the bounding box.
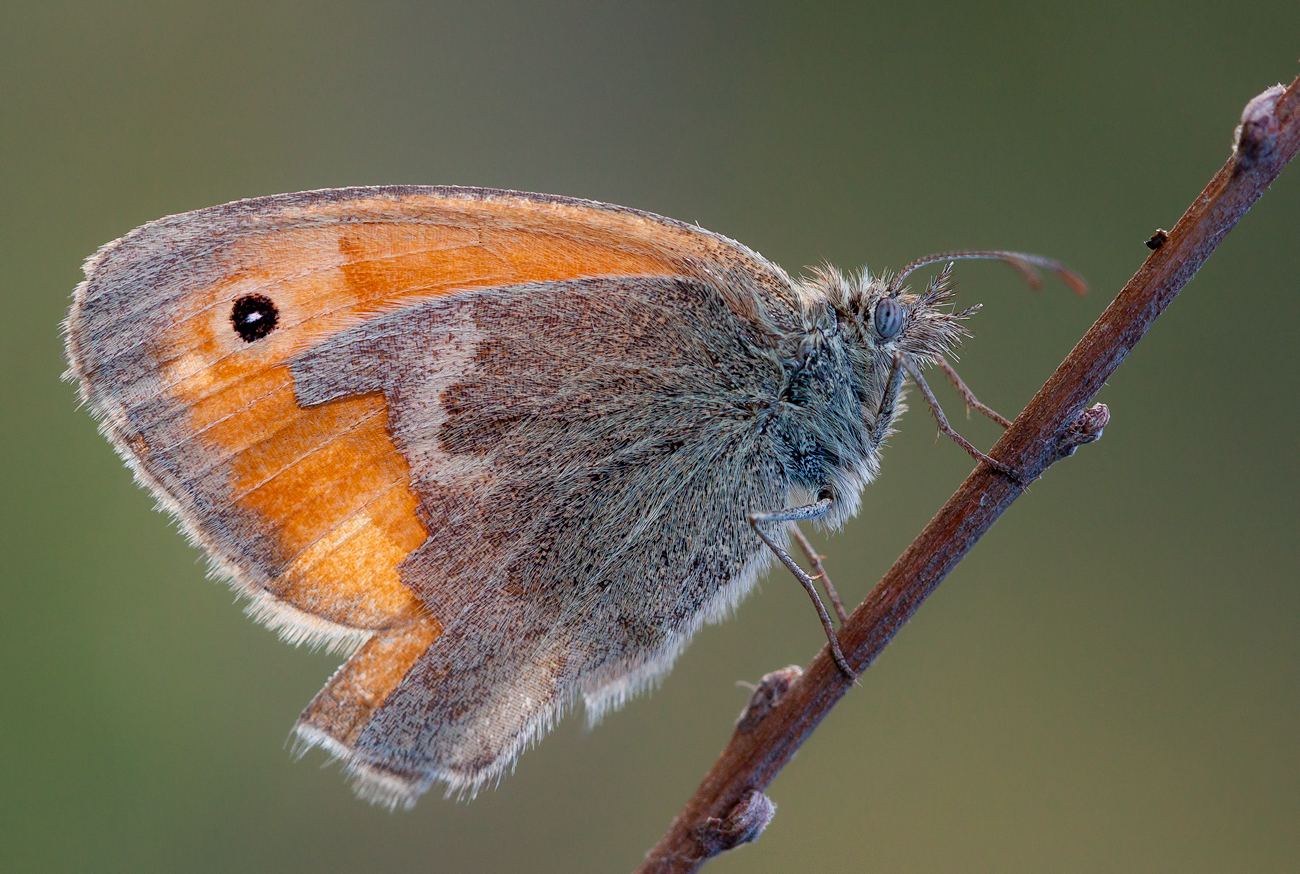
top-left (749, 497), bottom-right (856, 680)
top-left (789, 524), bottom-right (848, 624)
top-left (935, 357), bottom-right (1012, 428)
top-left (897, 353), bottom-right (1022, 481)
top-left (868, 352), bottom-right (908, 447)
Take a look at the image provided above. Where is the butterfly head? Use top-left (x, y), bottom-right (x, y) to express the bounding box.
top-left (801, 261), bottom-right (974, 376)
top-left (815, 248), bottom-right (1087, 372)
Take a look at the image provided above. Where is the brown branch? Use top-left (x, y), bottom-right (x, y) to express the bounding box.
top-left (636, 76), bottom-right (1300, 874)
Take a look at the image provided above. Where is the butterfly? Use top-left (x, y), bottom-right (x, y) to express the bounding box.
top-left (64, 186), bottom-right (1081, 807)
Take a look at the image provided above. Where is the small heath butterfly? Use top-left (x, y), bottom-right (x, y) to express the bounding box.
top-left (64, 186), bottom-right (1082, 807)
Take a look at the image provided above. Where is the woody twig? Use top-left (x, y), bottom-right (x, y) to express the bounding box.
top-left (636, 74), bottom-right (1300, 874)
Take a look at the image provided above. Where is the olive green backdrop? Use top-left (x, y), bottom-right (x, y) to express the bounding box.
top-left (3, 3), bottom-right (1296, 872)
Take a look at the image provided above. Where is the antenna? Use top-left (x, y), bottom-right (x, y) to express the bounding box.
top-left (888, 250), bottom-right (1087, 297)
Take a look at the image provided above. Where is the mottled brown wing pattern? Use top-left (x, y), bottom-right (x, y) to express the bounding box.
top-left (291, 277), bottom-right (795, 801)
top-left (64, 186), bottom-right (797, 805)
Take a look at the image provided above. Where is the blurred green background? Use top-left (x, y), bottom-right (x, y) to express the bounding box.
top-left (3, 3), bottom-right (1297, 872)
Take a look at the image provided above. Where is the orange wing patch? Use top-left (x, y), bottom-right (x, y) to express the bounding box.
top-left (297, 609), bottom-right (444, 751)
top-left (148, 204), bottom-right (686, 637)
top-left (68, 187), bottom-right (779, 654)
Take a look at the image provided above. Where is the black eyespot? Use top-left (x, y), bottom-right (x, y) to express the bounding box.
top-left (873, 297), bottom-right (904, 340)
top-left (230, 294), bottom-right (279, 342)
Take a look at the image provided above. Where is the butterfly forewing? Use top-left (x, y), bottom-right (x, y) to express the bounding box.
top-left (65, 186), bottom-right (796, 804)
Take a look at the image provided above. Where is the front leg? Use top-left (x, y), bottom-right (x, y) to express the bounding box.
top-left (868, 352), bottom-right (907, 447)
top-left (749, 496), bottom-right (856, 680)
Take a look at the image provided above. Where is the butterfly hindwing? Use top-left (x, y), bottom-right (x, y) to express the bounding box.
top-left (288, 275), bottom-right (794, 800)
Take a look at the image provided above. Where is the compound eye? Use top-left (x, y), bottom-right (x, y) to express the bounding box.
top-left (873, 297), bottom-right (904, 340)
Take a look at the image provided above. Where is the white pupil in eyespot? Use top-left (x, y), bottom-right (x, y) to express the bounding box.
top-left (874, 298), bottom-right (904, 339)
